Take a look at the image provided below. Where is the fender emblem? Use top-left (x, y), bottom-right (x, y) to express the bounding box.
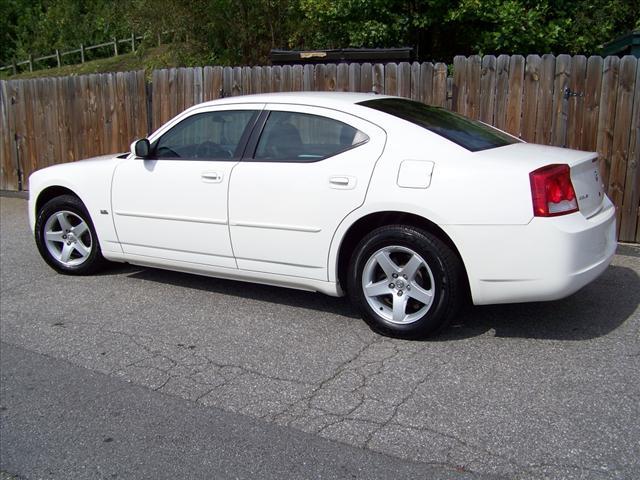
top-left (100, 210), bottom-right (109, 215)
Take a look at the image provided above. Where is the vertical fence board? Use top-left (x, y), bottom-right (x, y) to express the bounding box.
top-left (292, 65), bottom-right (303, 91)
top-left (398, 62), bottom-right (411, 98)
top-left (466, 55), bottom-right (481, 120)
top-left (534, 54), bottom-right (556, 145)
top-left (360, 63), bottom-right (372, 92)
top-left (0, 81), bottom-right (17, 190)
top-left (479, 55), bottom-right (496, 124)
top-left (582, 56), bottom-right (603, 152)
top-left (337, 63), bottom-right (349, 92)
top-left (552, 54), bottom-right (572, 147)
top-left (567, 55), bottom-right (587, 149)
top-left (521, 55), bottom-right (541, 142)
top-left (494, 55), bottom-right (510, 130)
top-left (597, 56), bottom-right (621, 191)
top-left (505, 55), bottom-right (525, 137)
top-left (419, 62), bottom-right (434, 106)
top-left (372, 64), bottom-right (384, 94)
top-left (433, 63), bottom-right (447, 108)
top-left (609, 56), bottom-right (638, 237)
top-left (452, 56), bottom-right (467, 115)
top-left (411, 62), bottom-right (421, 101)
top-left (348, 63), bottom-right (361, 92)
top-left (620, 59), bottom-right (640, 242)
top-left (385, 63), bottom-right (398, 96)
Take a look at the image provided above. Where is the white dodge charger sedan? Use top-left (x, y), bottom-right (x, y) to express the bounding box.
top-left (28, 92), bottom-right (617, 338)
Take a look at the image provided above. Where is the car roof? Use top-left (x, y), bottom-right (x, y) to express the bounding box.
top-left (195, 91), bottom-right (393, 109)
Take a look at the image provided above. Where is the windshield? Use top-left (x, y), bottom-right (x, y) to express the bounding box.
top-left (359, 98), bottom-right (520, 152)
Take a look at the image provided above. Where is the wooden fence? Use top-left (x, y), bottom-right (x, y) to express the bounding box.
top-left (0, 55), bottom-right (638, 242)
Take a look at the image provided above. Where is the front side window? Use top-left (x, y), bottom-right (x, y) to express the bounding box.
top-left (154, 110), bottom-right (257, 160)
top-left (254, 111), bottom-right (368, 162)
top-left (359, 98), bottom-right (520, 152)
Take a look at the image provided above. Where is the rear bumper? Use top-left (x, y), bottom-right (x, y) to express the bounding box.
top-left (447, 197), bottom-right (617, 305)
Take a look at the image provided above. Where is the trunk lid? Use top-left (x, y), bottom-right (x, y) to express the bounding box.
top-left (473, 143), bottom-right (605, 218)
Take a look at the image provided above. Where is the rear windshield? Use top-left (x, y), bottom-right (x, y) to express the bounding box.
top-left (358, 98), bottom-right (520, 152)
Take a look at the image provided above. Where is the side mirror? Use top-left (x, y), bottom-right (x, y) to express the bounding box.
top-left (131, 138), bottom-right (151, 158)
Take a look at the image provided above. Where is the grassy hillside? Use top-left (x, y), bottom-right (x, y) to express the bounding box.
top-left (0, 46), bottom-right (183, 80)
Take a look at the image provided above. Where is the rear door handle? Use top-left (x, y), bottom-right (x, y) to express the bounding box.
top-left (329, 176), bottom-right (356, 189)
top-left (201, 172), bottom-right (223, 183)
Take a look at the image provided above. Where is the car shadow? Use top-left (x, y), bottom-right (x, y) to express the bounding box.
top-left (118, 264), bottom-right (638, 342)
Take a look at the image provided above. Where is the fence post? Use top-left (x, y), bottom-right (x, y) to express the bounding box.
top-left (55, 49), bottom-right (61, 68)
top-left (28, 54), bottom-right (33, 72)
top-left (131, 33), bottom-right (135, 52)
top-left (113, 38), bottom-right (118, 56)
top-left (80, 44), bottom-right (85, 63)
top-left (12, 60), bottom-right (17, 75)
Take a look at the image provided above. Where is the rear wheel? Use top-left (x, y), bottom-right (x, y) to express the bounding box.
top-left (347, 225), bottom-right (463, 339)
top-left (35, 195), bottom-right (106, 275)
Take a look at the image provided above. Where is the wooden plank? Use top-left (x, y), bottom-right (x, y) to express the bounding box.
top-left (303, 65), bottom-right (314, 91)
top-left (262, 66), bottom-right (272, 93)
top-left (419, 62), bottom-right (434, 106)
top-left (551, 54), bottom-right (571, 147)
top-left (292, 65), bottom-right (303, 91)
top-left (398, 62), bottom-right (411, 98)
top-left (534, 54), bottom-right (556, 145)
top-left (271, 65), bottom-right (282, 92)
top-left (620, 58), bottom-right (639, 242)
top-left (609, 56), bottom-right (637, 238)
top-left (348, 63), bottom-right (361, 92)
top-left (372, 63), bottom-right (384, 94)
top-left (314, 64), bottom-right (325, 91)
top-left (566, 55), bottom-right (587, 149)
top-left (521, 55), bottom-right (541, 142)
top-left (324, 63), bottom-right (337, 91)
top-left (505, 55), bottom-right (525, 137)
top-left (0, 81), bottom-right (18, 190)
top-left (384, 63), bottom-right (398, 96)
top-left (232, 66), bottom-right (242, 96)
top-left (281, 65), bottom-right (291, 93)
top-left (55, 76), bottom-right (70, 164)
top-left (582, 56), bottom-right (603, 152)
top-left (193, 67), bottom-right (203, 104)
top-left (251, 66), bottom-right (263, 94)
top-left (596, 56), bottom-right (621, 191)
top-left (479, 55), bottom-right (497, 124)
top-left (242, 66), bottom-right (251, 96)
top-left (222, 66), bottom-right (233, 97)
top-left (466, 55), bottom-right (481, 120)
top-left (336, 63), bottom-right (349, 92)
top-left (433, 63), bottom-right (447, 108)
top-left (452, 56), bottom-right (467, 115)
top-left (360, 63), bottom-right (373, 92)
top-left (494, 55), bottom-right (511, 130)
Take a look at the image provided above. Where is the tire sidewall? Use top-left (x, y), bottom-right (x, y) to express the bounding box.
top-left (35, 195), bottom-right (103, 275)
top-left (348, 227), bottom-right (453, 338)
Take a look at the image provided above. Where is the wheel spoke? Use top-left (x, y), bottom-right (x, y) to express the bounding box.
top-left (56, 212), bottom-right (72, 232)
top-left (72, 221), bottom-right (88, 237)
top-left (73, 240), bottom-right (91, 258)
top-left (364, 280), bottom-right (390, 298)
top-left (402, 254), bottom-right (423, 279)
top-left (392, 294), bottom-right (409, 323)
top-left (60, 242), bottom-right (74, 262)
top-left (45, 230), bottom-right (64, 242)
top-left (407, 282), bottom-right (433, 305)
top-left (374, 250), bottom-right (401, 278)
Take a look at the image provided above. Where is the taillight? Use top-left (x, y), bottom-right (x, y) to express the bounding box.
top-left (529, 164), bottom-right (578, 217)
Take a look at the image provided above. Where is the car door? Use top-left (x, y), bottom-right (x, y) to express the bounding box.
top-left (112, 105), bottom-right (261, 268)
top-left (228, 104), bottom-right (386, 280)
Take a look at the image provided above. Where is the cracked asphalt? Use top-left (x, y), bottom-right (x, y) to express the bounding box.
top-left (1, 195), bottom-right (639, 479)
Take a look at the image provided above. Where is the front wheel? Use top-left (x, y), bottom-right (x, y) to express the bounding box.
top-left (347, 225), bottom-right (463, 339)
top-left (35, 194), bottom-right (106, 275)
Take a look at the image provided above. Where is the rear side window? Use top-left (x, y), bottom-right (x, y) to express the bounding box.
top-left (254, 111), bottom-right (368, 162)
top-left (359, 98), bottom-right (519, 152)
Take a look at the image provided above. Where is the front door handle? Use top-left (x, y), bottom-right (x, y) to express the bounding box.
top-left (201, 172), bottom-right (223, 183)
top-left (329, 176), bottom-right (356, 189)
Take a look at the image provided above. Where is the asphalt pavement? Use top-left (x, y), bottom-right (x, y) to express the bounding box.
top-left (1, 195), bottom-right (639, 479)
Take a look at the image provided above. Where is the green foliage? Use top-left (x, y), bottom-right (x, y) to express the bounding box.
top-left (2, 0), bottom-right (638, 69)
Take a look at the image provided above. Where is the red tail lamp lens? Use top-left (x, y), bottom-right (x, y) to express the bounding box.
top-left (530, 164), bottom-right (579, 217)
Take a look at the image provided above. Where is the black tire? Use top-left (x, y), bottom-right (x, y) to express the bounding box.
top-left (35, 194), bottom-right (106, 275)
top-left (347, 225), bottom-right (463, 339)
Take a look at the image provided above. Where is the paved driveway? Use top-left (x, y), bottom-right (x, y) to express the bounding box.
top-left (1, 196), bottom-right (639, 478)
